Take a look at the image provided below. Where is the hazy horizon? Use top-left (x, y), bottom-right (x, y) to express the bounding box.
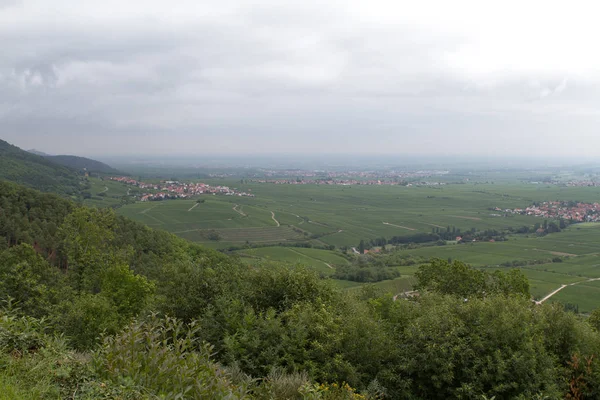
top-left (3, 1), bottom-right (600, 157)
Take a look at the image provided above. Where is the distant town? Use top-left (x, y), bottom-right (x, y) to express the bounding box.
top-left (250, 178), bottom-right (448, 186)
top-left (499, 201), bottom-right (600, 222)
top-left (206, 169), bottom-right (450, 180)
top-left (109, 177), bottom-right (254, 201)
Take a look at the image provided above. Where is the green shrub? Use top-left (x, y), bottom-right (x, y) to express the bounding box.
top-left (94, 314), bottom-right (251, 399)
top-left (52, 294), bottom-right (121, 350)
top-left (0, 310), bottom-right (48, 355)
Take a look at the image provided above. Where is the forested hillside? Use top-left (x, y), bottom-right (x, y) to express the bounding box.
top-left (2, 179), bottom-right (600, 399)
top-left (0, 139), bottom-right (82, 196)
top-left (45, 154), bottom-right (122, 175)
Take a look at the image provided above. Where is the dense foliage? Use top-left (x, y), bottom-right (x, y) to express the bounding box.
top-left (3, 179), bottom-right (600, 399)
top-left (0, 139), bottom-right (82, 196)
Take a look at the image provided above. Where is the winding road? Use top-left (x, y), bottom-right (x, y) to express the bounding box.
top-left (232, 204), bottom-right (247, 217)
top-left (271, 211), bottom-right (280, 227)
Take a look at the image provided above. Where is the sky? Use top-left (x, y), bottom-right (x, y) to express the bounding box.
top-left (1, 0), bottom-right (600, 157)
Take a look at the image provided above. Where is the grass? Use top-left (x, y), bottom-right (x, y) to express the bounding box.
top-left (0, 377), bottom-right (35, 400)
top-left (237, 247), bottom-right (339, 275)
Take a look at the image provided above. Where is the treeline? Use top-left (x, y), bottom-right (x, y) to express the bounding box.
top-left (332, 264), bottom-right (401, 282)
top-left (332, 253), bottom-right (426, 283)
top-left (4, 180), bottom-right (600, 398)
top-left (510, 218), bottom-right (568, 234)
top-left (357, 219), bottom-right (572, 253)
top-left (222, 241), bottom-right (336, 253)
top-left (497, 256), bottom-right (565, 268)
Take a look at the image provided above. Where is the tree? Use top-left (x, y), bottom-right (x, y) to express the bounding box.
top-left (0, 244), bottom-right (65, 317)
top-left (589, 308), bottom-right (600, 331)
top-left (415, 259), bottom-right (530, 298)
top-left (100, 263), bottom-right (155, 319)
top-left (358, 240), bottom-right (365, 254)
top-left (58, 207), bottom-right (121, 293)
top-left (560, 218), bottom-right (567, 229)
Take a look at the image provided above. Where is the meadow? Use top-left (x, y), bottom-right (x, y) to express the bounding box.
top-left (115, 180), bottom-right (600, 311)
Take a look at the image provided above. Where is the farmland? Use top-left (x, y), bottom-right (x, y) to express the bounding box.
top-left (84, 177), bottom-right (136, 208)
top-left (115, 179), bottom-right (600, 311)
top-left (117, 180), bottom-right (600, 248)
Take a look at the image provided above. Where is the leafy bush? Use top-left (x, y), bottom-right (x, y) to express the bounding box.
top-left (0, 311), bottom-right (48, 355)
top-left (52, 294), bottom-right (121, 350)
top-left (95, 314), bottom-right (251, 399)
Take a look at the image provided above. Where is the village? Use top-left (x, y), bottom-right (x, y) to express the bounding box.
top-left (250, 178), bottom-right (447, 186)
top-left (108, 177), bottom-right (254, 201)
top-left (498, 201), bottom-right (600, 222)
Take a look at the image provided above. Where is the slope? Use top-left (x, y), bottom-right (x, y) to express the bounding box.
top-left (45, 154), bottom-right (122, 175)
top-left (0, 138), bottom-right (82, 196)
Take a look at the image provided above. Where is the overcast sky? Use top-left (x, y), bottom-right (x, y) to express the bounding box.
top-left (1, 0), bottom-right (600, 157)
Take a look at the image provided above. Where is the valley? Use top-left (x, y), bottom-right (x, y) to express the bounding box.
top-left (100, 175), bottom-right (600, 311)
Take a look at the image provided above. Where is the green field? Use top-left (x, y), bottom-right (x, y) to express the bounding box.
top-left (84, 178), bottom-right (135, 208)
top-left (113, 180), bottom-right (600, 310)
top-left (235, 247), bottom-right (348, 275)
top-left (117, 181), bottom-right (600, 249)
top-left (390, 224), bottom-right (600, 311)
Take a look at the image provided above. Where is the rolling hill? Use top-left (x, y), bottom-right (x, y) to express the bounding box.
top-left (27, 149), bottom-right (52, 156)
top-left (0, 139), bottom-right (82, 196)
top-left (45, 154), bottom-right (122, 175)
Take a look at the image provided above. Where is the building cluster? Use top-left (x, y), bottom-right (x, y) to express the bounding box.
top-left (250, 169), bottom-right (449, 180)
top-left (250, 179), bottom-right (447, 186)
top-left (565, 180), bottom-right (600, 187)
top-left (109, 177), bottom-right (254, 201)
top-left (499, 201), bottom-right (600, 222)
top-left (525, 179), bottom-right (600, 187)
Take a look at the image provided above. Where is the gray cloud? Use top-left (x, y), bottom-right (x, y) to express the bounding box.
top-left (1, 0), bottom-right (600, 157)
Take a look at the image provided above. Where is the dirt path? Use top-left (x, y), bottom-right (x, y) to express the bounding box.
top-left (537, 285), bottom-right (568, 304)
top-left (138, 207), bottom-right (163, 224)
top-left (448, 215), bottom-right (482, 221)
top-left (393, 290), bottom-right (418, 301)
top-left (351, 247), bottom-right (360, 255)
top-left (531, 248), bottom-right (577, 257)
top-left (383, 222), bottom-right (416, 231)
top-left (537, 277), bottom-right (600, 304)
top-left (423, 223), bottom-right (445, 229)
top-left (139, 205), bottom-right (159, 214)
top-left (232, 204), bottom-right (247, 217)
top-left (271, 211), bottom-right (280, 227)
top-left (101, 186), bottom-right (108, 193)
top-left (188, 203), bottom-right (199, 212)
